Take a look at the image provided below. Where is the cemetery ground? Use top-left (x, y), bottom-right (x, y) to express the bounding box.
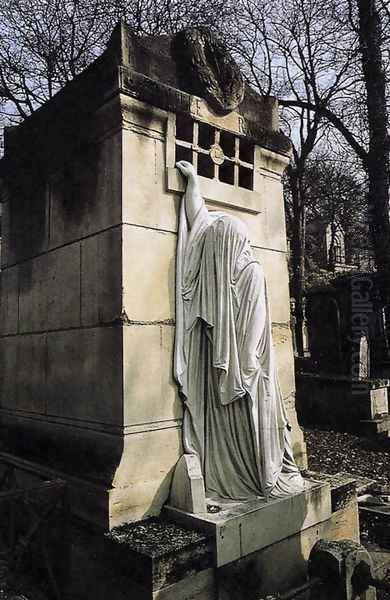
top-left (304, 428), bottom-right (390, 487)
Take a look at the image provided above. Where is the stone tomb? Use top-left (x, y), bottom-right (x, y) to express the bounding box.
top-left (0, 21), bottom-right (306, 529)
top-left (0, 21), bottom-right (358, 598)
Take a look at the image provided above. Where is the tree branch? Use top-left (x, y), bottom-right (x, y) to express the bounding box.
top-left (279, 98), bottom-right (368, 165)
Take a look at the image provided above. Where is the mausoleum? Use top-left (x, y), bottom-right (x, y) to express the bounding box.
top-left (0, 21), bottom-right (362, 599)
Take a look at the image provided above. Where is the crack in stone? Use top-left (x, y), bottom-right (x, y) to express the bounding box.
top-left (119, 311), bottom-right (175, 326)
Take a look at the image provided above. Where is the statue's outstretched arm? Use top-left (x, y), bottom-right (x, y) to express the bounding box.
top-left (176, 161), bottom-right (205, 229)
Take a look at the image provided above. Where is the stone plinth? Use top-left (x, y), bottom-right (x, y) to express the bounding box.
top-left (164, 481), bottom-right (332, 567)
top-left (0, 20), bottom-right (306, 530)
top-left (104, 518), bottom-right (215, 599)
top-left (65, 517), bottom-right (215, 600)
top-left (61, 473), bottom-right (360, 600)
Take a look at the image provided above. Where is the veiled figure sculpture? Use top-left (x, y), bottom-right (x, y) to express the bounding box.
top-left (174, 161), bottom-right (304, 502)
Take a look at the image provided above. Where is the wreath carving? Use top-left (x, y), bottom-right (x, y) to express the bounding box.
top-left (172, 28), bottom-right (245, 114)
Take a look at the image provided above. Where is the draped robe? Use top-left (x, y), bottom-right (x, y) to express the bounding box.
top-left (174, 197), bottom-right (304, 501)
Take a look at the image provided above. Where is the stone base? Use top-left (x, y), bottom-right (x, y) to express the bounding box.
top-left (0, 462), bottom-right (361, 599)
top-left (214, 473), bottom-right (362, 599)
top-left (164, 479), bottom-right (332, 567)
top-left (111, 472), bottom-right (358, 599)
top-left (0, 439), bottom-right (177, 529)
top-left (67, 517), bottom-right (216, 600)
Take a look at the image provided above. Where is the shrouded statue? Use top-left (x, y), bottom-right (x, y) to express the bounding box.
top-left (174, 161), bottom-right (304, 503)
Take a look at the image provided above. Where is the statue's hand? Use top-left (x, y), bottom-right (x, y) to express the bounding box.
top-left (177, 160), bottom-right (203, 227)
top-left (176, 160), bottom-right (197, 181)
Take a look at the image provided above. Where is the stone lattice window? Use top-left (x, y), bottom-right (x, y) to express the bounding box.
top-left (174, 114), bottom-right (254, 190)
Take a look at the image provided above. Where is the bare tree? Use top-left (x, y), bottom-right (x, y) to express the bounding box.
top-left (0, 0), bottom-right (232, 123)
top-left (303, 152), bottom-right (369, 266)
top-left (283, 109), bottom-right (324, 356)
top-left (0, 0), bottom-right (117, 120)
top-left (231, 0), bottom-right (390, 354)
top-left (230, 0), bottom-right (356, 355)
top-left (356, 0), bottom-right (390, 311)
top-left (118, 0), bottom-right (230, 36)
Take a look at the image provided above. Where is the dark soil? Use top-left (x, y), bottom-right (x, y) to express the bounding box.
top-left (304, 428), bottom-right (390, 488)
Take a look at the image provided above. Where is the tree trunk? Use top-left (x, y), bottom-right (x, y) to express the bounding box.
top-left (289, 167), bottom-right (306, 357)
top-left (357, 0), bottom-right (390, 311)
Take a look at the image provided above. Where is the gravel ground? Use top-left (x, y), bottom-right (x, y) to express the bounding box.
top-left (304, 427), bottom-right (390, 487)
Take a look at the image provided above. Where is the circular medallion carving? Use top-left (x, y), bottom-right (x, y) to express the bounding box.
top-left (209, 144), bottom-right (225, 165)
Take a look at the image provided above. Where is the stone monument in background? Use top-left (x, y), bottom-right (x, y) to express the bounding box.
top-left (0, 21), bottom-right (360, 600)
